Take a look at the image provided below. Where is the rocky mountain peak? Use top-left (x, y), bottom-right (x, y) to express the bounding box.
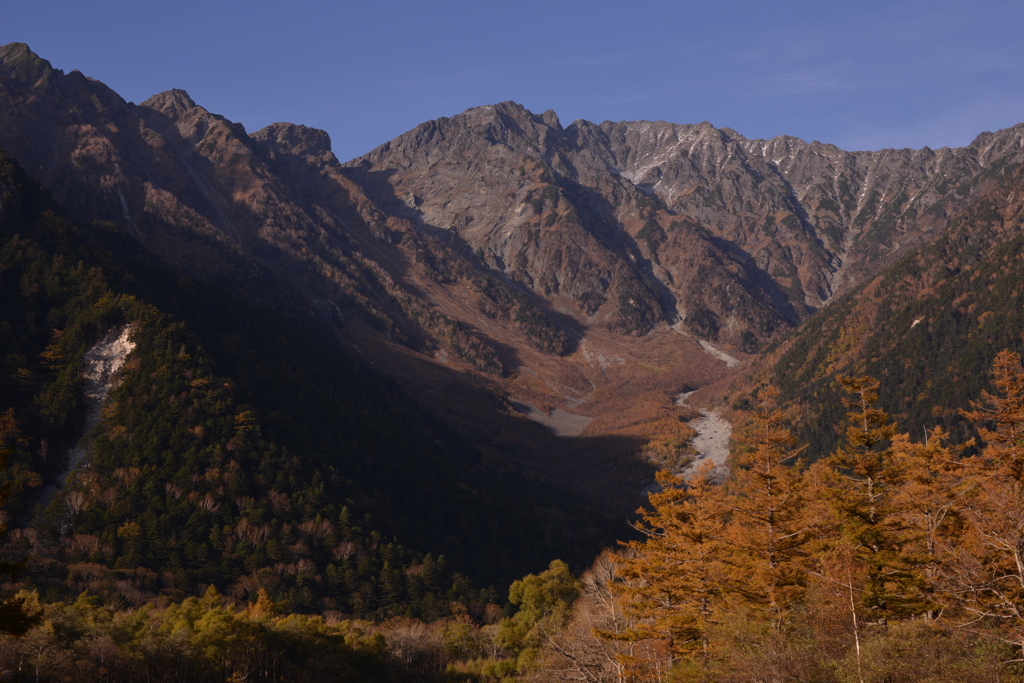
top-left (452, 101), bottom-right (563, 143)
top-left (461, 100), bottom-right (531, 119)
top-left (965, 124), bottom-right (1024, 166)
top-left (540, 109), bottom-right (562, 130)
top-left (139, 89), bottom-right (200, 120)
top-left (0, 42), bottom-right (57, 87)
top-left (137, 89), bottom-right (255, 160)
top-left (252, 122), bottom-right (334, 160)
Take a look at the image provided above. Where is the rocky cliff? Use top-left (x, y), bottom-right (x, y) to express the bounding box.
top-left (346, 101), bottom-right (1024, 346)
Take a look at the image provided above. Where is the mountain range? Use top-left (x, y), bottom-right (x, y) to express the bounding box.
top-left (3, 39), bottom-right (1024, 597)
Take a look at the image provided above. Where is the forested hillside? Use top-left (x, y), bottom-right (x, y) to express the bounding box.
top-left (0, 147), bottom-right (620, 623)
top-left (7, 359), bottom-right (1024, 681)
top-left (751, 158), bottom-right (1024, 458)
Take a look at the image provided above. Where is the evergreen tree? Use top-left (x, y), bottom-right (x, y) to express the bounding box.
top-left (613, 462), bottom-right (729, 669)
top-left (724, 386), bottom-right (817, 628)
top-left (494, 559), bottom-right (581, 673)
top-left (822, 376), bottom-right (921, 620)
top-left (890, 427), bottom-right (969, 597)
top-left (945, 350), bottom-right (1024, 651)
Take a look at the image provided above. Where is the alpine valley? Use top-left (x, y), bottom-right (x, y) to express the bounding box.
top-left (3, 41), bottom-right (1024, 681)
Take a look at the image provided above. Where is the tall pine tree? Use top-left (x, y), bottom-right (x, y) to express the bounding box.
top-left (945, 350), bottom-right (1024, 651)
top-left (822, 376), bottom-right (921, 621)
top-left (724, 386), bottom-right (818, 628)
top-left (613, 462), bottom-right (730, 669)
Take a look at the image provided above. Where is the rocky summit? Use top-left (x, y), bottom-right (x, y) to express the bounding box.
top-left (346, 101), bottom-right (1024, 343)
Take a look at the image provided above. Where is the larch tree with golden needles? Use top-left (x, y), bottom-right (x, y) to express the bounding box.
top-left (823, 376), bottom-right (921, 620)
top-left (889, 427), bottom-right (970, 597)
top-left (613, 461), bottom-right (730, 671)
top-left (944, 350), bottom-right (1024, 651)
top-left (724, 386), bottom-right (818, 629)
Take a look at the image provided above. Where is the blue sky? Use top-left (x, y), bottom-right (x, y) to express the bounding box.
top-left (5, 0), bottom-right (1023, 162)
